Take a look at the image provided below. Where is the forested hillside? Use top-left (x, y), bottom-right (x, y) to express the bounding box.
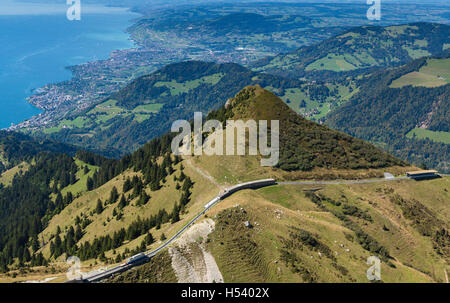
top-left (0, 132), bottom-right (181, 272)
top-left (252, 23), bottom-right (450, 80)
top-left (0, 131), bottom-right (76, 174)
top-left (0, 153), bottom-right (79, 270)
top-left (326, 54), bottom-right (450, 172)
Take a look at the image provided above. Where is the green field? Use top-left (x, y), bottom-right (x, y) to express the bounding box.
top-left (306, 54), bottom-right (357, 72)
top-left (0, 162), bottom-right (29, 186)
top-left (43, 117), bottom-right (92, 134)
top-left (132, 103), bottom-right (164, 113)
top-left (390, 58), bottom-right (450, 88)
top-left (305, 52), bottom-right (381, 72)
top-left (402, 46), bottom-right (431, 59)
top-left (58, 159), bottom-right (99, 197)
top-left (42, 99), bottom-right (166, 135)
top-left (277, 87), bottom-right (329, 119)
top-left (155, 73), bottom-right (225, 96)
top-left (87, 99), bottom-right (129, 123)
top-left (414, 39), bottom-right (428, 48)
top-left (385, 25), bottom-right (419, 37)
top-left (277, 83), bottom-right (358, 120)
top-left (406, 128), bottom-right (450, 144)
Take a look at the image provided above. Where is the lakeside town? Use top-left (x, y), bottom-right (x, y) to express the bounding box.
top-left (7, 43), bottom-right (281, 132)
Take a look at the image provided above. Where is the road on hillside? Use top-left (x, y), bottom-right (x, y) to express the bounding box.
top-left (278, 176), bottom-right (409, 185)
top-left (80, 175), bottom-right (412, 283)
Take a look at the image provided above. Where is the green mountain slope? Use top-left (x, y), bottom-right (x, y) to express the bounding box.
top-left (26, 61), bottom-right (383, 157)
top-left (0, 86), bottom-right (411, 281)
top-left (326, 54), bottom-right (450, 172)
top-left (251, 23), bottom-right (450, 80)
top-left (102, 88), bottom-right (448, 283)
top-left (0, 151), bottom-right (93, 272)
top-left (109, 176), bottom-right (449, 283)
top-left (101, 88), bottom-right (448, 283)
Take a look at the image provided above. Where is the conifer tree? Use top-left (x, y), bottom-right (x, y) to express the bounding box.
top-left (96, 199), bottom-right (104, 214)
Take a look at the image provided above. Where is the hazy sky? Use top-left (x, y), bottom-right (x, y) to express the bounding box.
top-left (0, 0), bottom-right (131, 15)
top-left (3, 0), bottom-right (448, 16)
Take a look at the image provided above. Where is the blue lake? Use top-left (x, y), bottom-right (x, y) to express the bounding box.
top-left (0, 3), bottom-right (138, 129)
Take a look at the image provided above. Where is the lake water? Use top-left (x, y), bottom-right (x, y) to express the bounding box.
top-left (0, 1), bottom-right (138, 129)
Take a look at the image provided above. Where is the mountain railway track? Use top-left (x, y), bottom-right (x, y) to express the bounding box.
top-left (72, 176), bottom-right (418, 283)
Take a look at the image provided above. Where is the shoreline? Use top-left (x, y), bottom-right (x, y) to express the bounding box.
top-left (3, 4), bottom-right (142, 131)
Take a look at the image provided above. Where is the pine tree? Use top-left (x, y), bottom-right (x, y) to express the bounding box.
top-left (140, 240), bottom-right (146, 251)
top-left (123, 177), bottom-right (132, 193)
top-left (75, 224), bottom-right (83, 241)
top-left (179, 171), bottom-right (186, 181)
top-left (31, 235), bottom-right (39, 253)
top-left (99, 252), bottom-right (106, 262)
top-left (22, 248), bottom-right (31, 262)
top-left (54, 234), bottom-right (62, 257)
top-left (138, 192), bottom-right (150, 206)
top-left (145, 233), bottom-right (154, 245)
top-left (109, 187), bottom-right (119, 204)
top-left (55, 192), bottom-right (63, 211)
top-left (171, 204), bottom-right (180, 223)
top-left (86, 177), bottom-right (94, 191)
top-left (118, 194), bottom-right (127, 209)
top-left (96, 199), bottom-right (104, 214)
